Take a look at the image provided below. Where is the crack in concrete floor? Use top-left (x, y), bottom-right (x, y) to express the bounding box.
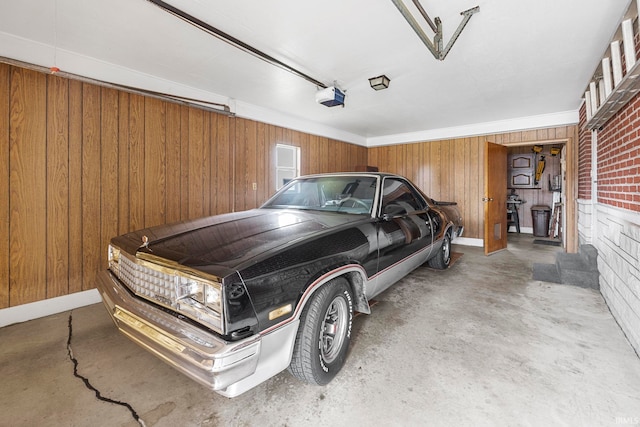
top-left (66, 313), bottom-right (146, 427)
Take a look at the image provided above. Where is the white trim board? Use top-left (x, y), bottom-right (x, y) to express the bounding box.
top-left (0, 35), bottom-right (578, 148)
top-left (454, 237), bottom-right (483, 247)
top-left (0, 289), bottom-right (101, 328)
top-left (367, 111), bottom-right (579, 147)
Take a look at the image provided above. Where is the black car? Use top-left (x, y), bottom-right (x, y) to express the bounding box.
top-left (96, 172), bottom-right (463, 397)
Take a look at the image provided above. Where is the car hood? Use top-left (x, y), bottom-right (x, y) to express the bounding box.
top-left (112, 209), bottom-right (368, 276)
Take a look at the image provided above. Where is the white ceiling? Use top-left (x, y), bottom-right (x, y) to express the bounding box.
top-left (0, 0), bottom-right (631, 145)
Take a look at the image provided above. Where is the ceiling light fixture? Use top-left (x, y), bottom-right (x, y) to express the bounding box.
top-left (369, 75), bottom-right (391, 90)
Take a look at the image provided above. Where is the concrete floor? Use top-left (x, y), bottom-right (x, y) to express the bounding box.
top-left (2, 234), bottom-right (640, 426)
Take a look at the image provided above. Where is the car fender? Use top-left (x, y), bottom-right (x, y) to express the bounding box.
top-left (260, 264), bottom-right (371, 337)
top-left (298, 264), bottom-right (372, 316)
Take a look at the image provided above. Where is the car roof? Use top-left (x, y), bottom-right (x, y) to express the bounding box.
top-left (297, 172), bottom-right (401, 179)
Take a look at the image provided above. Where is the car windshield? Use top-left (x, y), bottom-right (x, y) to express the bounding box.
top-left (262, 176), bottom-right (378, 215)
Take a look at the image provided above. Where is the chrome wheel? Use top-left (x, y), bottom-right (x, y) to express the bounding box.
top-left (320, 296), bottom-right (349, 364)
top-left (428, 233), bottom-right (451, 269)
top-left (442, 234), bottom-right (451, 265)
top-left (288, 278), bottom-right (353, 385)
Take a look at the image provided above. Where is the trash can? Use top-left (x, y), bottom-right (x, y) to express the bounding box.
top-left (531, 205), bottom-right (551, 237)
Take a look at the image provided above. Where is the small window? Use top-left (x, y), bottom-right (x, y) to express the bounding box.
top-left (382, 178), bottom-right (424, 213)
top-left (276, 144), bottom-right (300, 189)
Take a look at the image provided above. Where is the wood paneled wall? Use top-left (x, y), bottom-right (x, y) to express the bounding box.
top-left (369, 137), bottom-right (484, 239)
top-left (0, 64), bottom-right (366, 308)
top-left (0, 62), bottom-right (577, 309)
top-left (367, 125), bottom-right (579, 245)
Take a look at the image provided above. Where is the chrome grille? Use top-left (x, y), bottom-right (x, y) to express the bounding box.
top-left (119, 253), bottom-right (177, 306)
top-left (111, 248), bottom-right (224, 333)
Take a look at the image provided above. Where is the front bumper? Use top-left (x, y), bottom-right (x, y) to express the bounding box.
top-left (96, 270), bottom-right (261, 392)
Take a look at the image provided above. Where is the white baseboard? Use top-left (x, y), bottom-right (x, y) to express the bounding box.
top-left (0, 289), bottom-right (101, 328)
top-left (453, 237), bottom-right (483, 247)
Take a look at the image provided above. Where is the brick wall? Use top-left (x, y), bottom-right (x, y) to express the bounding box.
top-left (579, 80), bottom-right (640, 356)
top-left (596, 92), bottom-right (640, 212)
top-left (577, 103), bottom-right (592, 200)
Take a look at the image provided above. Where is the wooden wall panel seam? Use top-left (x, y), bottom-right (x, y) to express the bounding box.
top-left (68, 80), bottom-right (83, 294)
top-left (0, 64), bottom-right (10, 308)
top-left (46, 75), bottom-right (70, 299)
top-left (9, 68), bottom-right (47, 305)
top-left (80, 83), bottom-right (102, 292)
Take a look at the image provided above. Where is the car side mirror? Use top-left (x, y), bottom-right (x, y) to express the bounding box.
top-left (382, 203), bottom-right (407, 221)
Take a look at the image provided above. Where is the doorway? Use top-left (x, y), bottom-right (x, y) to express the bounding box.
top-left (506, 142), bottom-right (566, 248)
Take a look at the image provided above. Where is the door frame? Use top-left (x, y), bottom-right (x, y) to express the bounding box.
top-left (497, 137), bottom-right (578, 253)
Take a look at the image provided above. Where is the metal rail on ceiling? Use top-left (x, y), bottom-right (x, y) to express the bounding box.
top-left (391, 0), bottom-right (479, 61)
top-left (0, 56), bottom-right (234, 115)
top-left (145, 0), bottom-right (328, 89)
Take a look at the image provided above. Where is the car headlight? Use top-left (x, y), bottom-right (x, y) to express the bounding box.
top-left (175, 275), bottom-right (223, 328)
top-left (177, 276), bottom-right (221, 310)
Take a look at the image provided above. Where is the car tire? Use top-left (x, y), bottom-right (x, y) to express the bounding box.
top-left (288, 277), bottom-right (353, 385)
top-left (428, 232), bottom-right (451, 269)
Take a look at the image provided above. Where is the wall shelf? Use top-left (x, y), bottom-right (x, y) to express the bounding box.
top-left (585, 1), bottom-right (640, 130)
top-left (587, 58), bottom-right (640, 130)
